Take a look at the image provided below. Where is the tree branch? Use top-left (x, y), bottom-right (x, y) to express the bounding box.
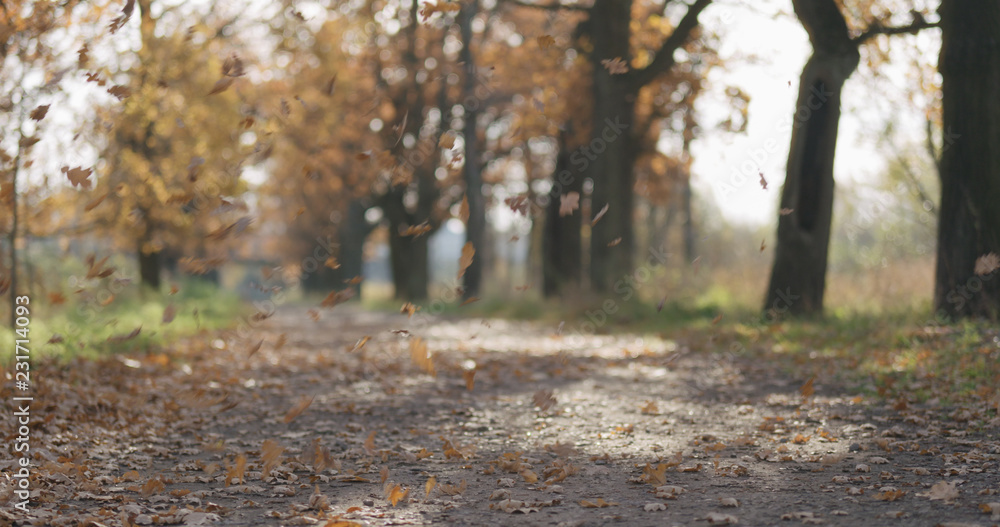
top-left (852, 14), bottom-right (939, 45)
top-left (630, 0), bottom-right (712, 89)
top-left (504, 0), bottom-right (590, 12)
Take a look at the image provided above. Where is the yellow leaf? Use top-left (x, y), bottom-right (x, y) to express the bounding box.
top-left (386, 484), bottom-right (410, 507)
top-left (425, 476), bottom-right (437, 498)
top-left (410, 338), bottom-right (435, 376)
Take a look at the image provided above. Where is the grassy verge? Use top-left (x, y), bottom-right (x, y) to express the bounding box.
top-left (1, 279), bottom-right (246, 363)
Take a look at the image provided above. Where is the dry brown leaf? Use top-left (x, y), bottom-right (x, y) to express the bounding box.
top-left (601, 57), bottom-right (629, 74)
top-left (363, 431), bottom-right (377, 456)
top-left (591, 203), bottom-right (609, 226)
top-left (29, 104), bottom-right (50, 121)
top-left (759, 171), bottom-right (767, 190)
top-left (386, 483), bottom-right (409, 506)
top-left (458, 242), bottom-right (475, 279)
top-left (425, 476), bottom-right (437, 498)
top-left (799, 376), bottom-right (815, 398)
top-left (63, 166), bottom-right (93, 189)
top-left (463, 369), bottom-right (476, 391)
top-left (349, 336), bottom-right (371, 352)
top-left (410, 337), bottom-right (435, 376)
top-left (283, 395), bottom-right (314, 423)
top-left (162, 303), bottom-right (176, 324)
top-left (537, 35), bottom-right (555, 48)
top-left (260, 439), bottom-right (284, 479)
top-left (580, 498), bottom-right (617, 508)
top-left (608, 237), bottom-right (622, 247)
top-left (923, 480), bottom-right (959, 501)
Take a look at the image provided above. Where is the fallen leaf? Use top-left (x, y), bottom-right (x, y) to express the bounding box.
top-left (644, 502), bottom-right (667, 511)
top-left (923, 480), bottom-right (959, 501)
top-left (703, 512), bottom-right (738, 524)
top-left (580, 498), bottom-right (617, 508)
top-left (425, 476), bottom-right (436, 497)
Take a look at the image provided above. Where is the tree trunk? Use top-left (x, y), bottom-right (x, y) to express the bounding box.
top-left (764, 0), bottom-right (859, 318)
top-left (138, 245), bottom-right (162, 291)
top-left (680, 177), bottom-right (696, 263)
top-left (543, 134), bottom-right (584, 297)
top-left (933, 1), bottom-right (1000, 320)
top-left (388, 223), bottom-right (430, 301)
top-left (586, 0), bottom-right (636, 292)
top-left (460, 0), bottom-right (484, 299)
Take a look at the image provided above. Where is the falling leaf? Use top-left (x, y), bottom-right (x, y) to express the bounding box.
top-left (780, 207), bottom-right (794, 215)
top-left (107, 85), bottom-right (130, 99)
top-left (162, 303), bottom-right (176, 324)
top-left (208, 76), bottom-right (235, 95)
top-left (63, 166), bottom-right (93, 189)
top-left (460, 296), bottom-right (480, 307)
top-left (29, 105), bottom-right (50, 121)
top-left (108, 326), bottom-right (141, 343)
top-left (760, 238), bottom-right (766, 252)
top-left (425, 476), bottom-right (437, 497)
top-left (386, 483), bottom-right (410, 507)
top-left (463, 369), bottom-right (476, 391)
top-left (459, 195), bottom-right (469, 222)
top-left (591, 204), bottom-right (609, 226)
top-left (349, 336), bottom-right (371, 352)
top-left (759, 171), bottom-right (767, 190)
top-left (410, 338), bottom-right (435, 376)
top-left (283, 395), bottom-right (314, 423)
top-left (401, 222), bottom-right (433, 237)
top-left (400, 302), bottom-right (419, 317)
top-left (225, 454), bottom-right (247, 486)
top-left (608, 237), bottom-right (622, 247)
top-left (601, 57), bottom-right (629, 74)
top-left (458, 242), bottom-right (475, 279)
top-left (974, 252), bottom-right (1000, 276)
top-left (324, 73), bottom-right (338, 96)
top-left (711, 313), bottom-right (723, 325)
top-left (260, 439), bottom-right (284, 479)
top-left (323, 256), bottom-right (340, 269)
top-left (504, 195), bottom-right (530, 216)
top-left (537, 35), bottom-right (555, 48)
top-left (247, 339), bottom-right (264, 358)
top-left (363, 431), bottom-right (377, 456)
top-left (656, 296), bottom-right (667, 312)
top-left (533, 389), bottom-right (556, 411)
top-left (84, 192), bottom-right (109, 212)
top-left (559, 192), bottom-right (580, 217)
top-left (799, 376), bottom-right (815, 398)
top-left (439, 131), bottom-right (457, 149)
top-left (321, 288), bottom-right (354, 308)
top-left (642, 463), bottom-right (668, 486)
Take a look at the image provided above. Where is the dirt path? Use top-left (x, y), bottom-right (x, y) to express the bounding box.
top-left (2, 307), bottom-right (998, 526)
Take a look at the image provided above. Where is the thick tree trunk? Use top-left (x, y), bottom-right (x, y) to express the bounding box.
top-left (933, 1), bottom-right (1000, 320)
top-left (543, 135), bottom-right (584, 297)
top-left (388, 223), bottom-right (429, 301)
top-left (586, 0), bottom-right (635, 293)
top-left (459, 0), bottom-right (484, 299)
top-left (301, 200), bottom-right (370, 295)
top-left (138, 246), bottom-right (162, 291)
top-left (764, 0), bottom-right (859, 318)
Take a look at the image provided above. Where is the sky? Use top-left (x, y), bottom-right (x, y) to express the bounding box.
top-left (690, 2), bottom-right (940, 227)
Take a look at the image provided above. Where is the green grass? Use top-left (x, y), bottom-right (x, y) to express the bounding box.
top-left (1, 279), bottom-right (246, 363)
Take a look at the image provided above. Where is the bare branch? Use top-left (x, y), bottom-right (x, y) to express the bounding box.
top-left (503, 0), bottom-right (590, 12)
top-left (852, 13), bottom-right (939, 45)
top-left (630, 0), bottom-right (712, 89)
